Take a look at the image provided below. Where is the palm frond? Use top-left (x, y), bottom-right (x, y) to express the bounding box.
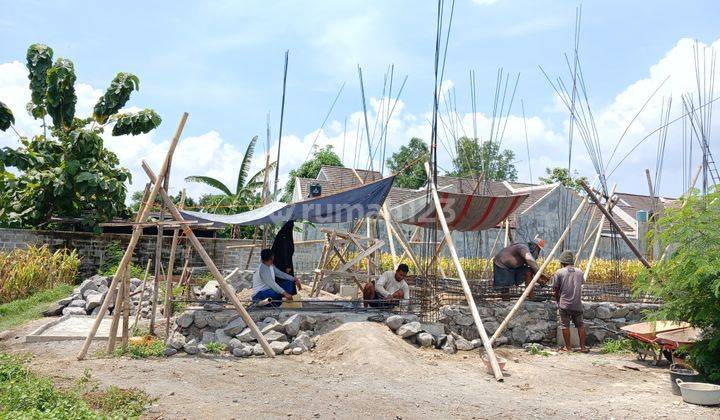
top-left (248, 161), bottom-right (277, 185)
top-left (185, 175), bottom-right (232, 196)
top-left (237, 135), bottom-right (258, 195)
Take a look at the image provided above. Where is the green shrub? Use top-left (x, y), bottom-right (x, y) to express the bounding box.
top-left (527, 343), bottom-right (550, 356)
top-left (113, 336), bottom-right (165, 359)
top-left (599, 338), bottom-right (632, 354)
top-left (204, 341), bottom-right (226, 354)
top-left (0, 352), bottom-right (153, 418)
top-left (0, 245), bottom-right (79, 303)
top-left (83, 386), bottom-right (154, 418)
top-left (98, 240), bottom-right (144, 279)
top-left (635, 186), bottom-right (720, 383)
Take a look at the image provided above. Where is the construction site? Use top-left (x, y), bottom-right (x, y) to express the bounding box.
top-left (1, 1), bottom-right (720, 419)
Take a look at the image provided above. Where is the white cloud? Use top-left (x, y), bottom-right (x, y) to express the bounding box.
top-left (472, 0), bottom-right (501, 5)
top-left (2, 35), bottom-right (718, 209)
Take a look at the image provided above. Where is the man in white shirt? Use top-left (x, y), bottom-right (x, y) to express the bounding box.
top-left (252, 249), bottom-right (302, 307)
top-left (363, 264), bottom-right (410, 308)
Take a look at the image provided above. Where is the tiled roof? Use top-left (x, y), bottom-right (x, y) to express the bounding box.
top-left (316, 166), bottom-right (381, 187)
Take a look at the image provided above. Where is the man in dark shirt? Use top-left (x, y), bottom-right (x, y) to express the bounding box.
top-left (553, 250), bottom-right (588, 352)
top-left (492, 237), bottom-right (546, 293)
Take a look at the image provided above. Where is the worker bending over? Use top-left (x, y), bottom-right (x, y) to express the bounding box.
top-left (553, 250), bottom-right (588, 352)
top-left (492, 236), bottom-right (547, 293)
top-left (363, 264), bottom-right (410, 308)
top-left (252, 248), bottom-right (302, 307)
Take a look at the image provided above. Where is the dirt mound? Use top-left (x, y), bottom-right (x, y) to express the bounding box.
top-left (313, 322), bottom-right (420, 371)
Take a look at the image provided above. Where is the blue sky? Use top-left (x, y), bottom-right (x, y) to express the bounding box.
top-left (2, 0), bottom-right (720, 199)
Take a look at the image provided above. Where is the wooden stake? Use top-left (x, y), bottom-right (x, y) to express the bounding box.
top-left (382, 205), bottom-right (398, 269)
top-left (503, 220), bottom-right (510, 247)
top-left (106, 267), bottom-right (124, 353)
top-left (77, 113), bottom-right (188, 361)
top-left (424, 162), bottom-right (504, 381)
top-left (384, 216), bottom-right (423, 274)
top-left (131, 258), bottom-right (152, 332)
top-left (142, 162), bottom-right (275, 357)
top-left (310, 235), bottom-right (332, 296)
top-left (490, 198), bottom-right (587, 345)
top-left (163, 189), bottom-right (186, 339)
top-left (121, 270), bottom-right (130, 350)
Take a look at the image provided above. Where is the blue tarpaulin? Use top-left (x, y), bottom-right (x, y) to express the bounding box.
top-left (180, 175), bottom-right (395, 226)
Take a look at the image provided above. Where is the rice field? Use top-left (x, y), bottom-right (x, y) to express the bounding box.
top-left (374, 254), bottom-right (644, 288)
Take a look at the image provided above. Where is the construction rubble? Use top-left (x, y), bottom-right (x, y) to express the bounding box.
top-left (42, 274), bottom-right (154, 319)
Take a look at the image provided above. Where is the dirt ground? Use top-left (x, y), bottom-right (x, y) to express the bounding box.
top-left (2, 318), bottom-right (718, 419)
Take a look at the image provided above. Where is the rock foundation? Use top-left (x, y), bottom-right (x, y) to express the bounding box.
top-left (438, 301), bottom-right (658, 347)
top-left (165, 300), bottom-right (658, 358)
top-left (167, 308), bottom-right (326, 357)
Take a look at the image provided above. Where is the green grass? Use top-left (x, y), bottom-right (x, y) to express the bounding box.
top-left (113, 337), bottom-right (165, 359)
top-left (600, 338), bottom-right (633, 354)
top-left (0, 352), bottom-right (154, 419)
top-left (0, 284), bottom-right (74, 332)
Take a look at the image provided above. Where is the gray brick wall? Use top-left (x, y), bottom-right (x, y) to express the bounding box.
top-left (0, 228), bottom-right (326, 278)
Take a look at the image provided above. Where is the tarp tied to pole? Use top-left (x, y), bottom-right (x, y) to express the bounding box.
top-left (398, 191), bottom-right (528, 232)
top-left (180, 175), bottom-right (396, 226)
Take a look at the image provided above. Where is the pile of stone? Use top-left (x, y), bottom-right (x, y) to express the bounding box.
top-left (382, 314), bottom-right (483, 354)
top-left (42, 274), bottom-right (155, 319)
top-left (166, 309), bottom-right (318, 358)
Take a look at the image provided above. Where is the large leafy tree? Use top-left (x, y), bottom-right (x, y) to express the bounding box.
top-left (386, 137), bottom-right (428, 189)
top-left (282, 145), bottom-right (342, 202)
top-left (0, 44), bottom-right (161, 230)
top-left (634, 187), bottom-right (720, 382)
top-left (185, 136), bottom-right (275, 238)
top-left (539, 167), bottom-right (587, 191)
top-left (448, 137), bottom-right (517, 181)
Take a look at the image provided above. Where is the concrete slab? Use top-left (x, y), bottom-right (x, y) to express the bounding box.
top-left (26, 315), bottom-right (122, 343)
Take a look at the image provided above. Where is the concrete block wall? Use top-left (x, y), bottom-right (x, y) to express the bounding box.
top-left (0, 228), bottom-right (321, 278)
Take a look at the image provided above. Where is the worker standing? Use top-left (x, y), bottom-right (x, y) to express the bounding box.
top-left (553, 250), bottom-right (588, 352)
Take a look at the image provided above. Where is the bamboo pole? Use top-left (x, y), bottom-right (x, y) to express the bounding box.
top-left (142, 162), bottom-right (275, 357)
top-left (131, 258), bottom-right (152, 331)
top-left (77, 113), bottom-right (188, 361)
top-left (106, 267), bottom-right (125, 353)
top-left (424, 162), bottom-right (504, 381)
top-left (584, 184), bottom-right (617, 280)
top-left (580, 181), bottom-right (651, 268)
top-left (384, 217), bottom-right (423, 274)
top-left (503, 220), bottom-right (510, 247)
top-left (382, 205), bottom-right (398, 269)
top-left (490, 198), bottom-right (587, 345)
top-left (227, 239), bottom-right (325, 249)
top-left (163, 189), bottom-right (186, 339)
top-left (310, 234), bottom-right (332, 296)
top-left (121, 270), bottom-right (130, 350)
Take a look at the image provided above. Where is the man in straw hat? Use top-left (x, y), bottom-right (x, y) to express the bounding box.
top-left (492, 236), bottom-right (548, 297)
top-left (553, 250), bottom-right (588, 352)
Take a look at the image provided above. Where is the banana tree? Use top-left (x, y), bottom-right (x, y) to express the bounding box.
top-left (186, 135), bottom-right (275, 238)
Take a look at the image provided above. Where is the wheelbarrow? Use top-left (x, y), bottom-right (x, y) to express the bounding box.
top-left (620, 321), bottom-right (693, 365)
